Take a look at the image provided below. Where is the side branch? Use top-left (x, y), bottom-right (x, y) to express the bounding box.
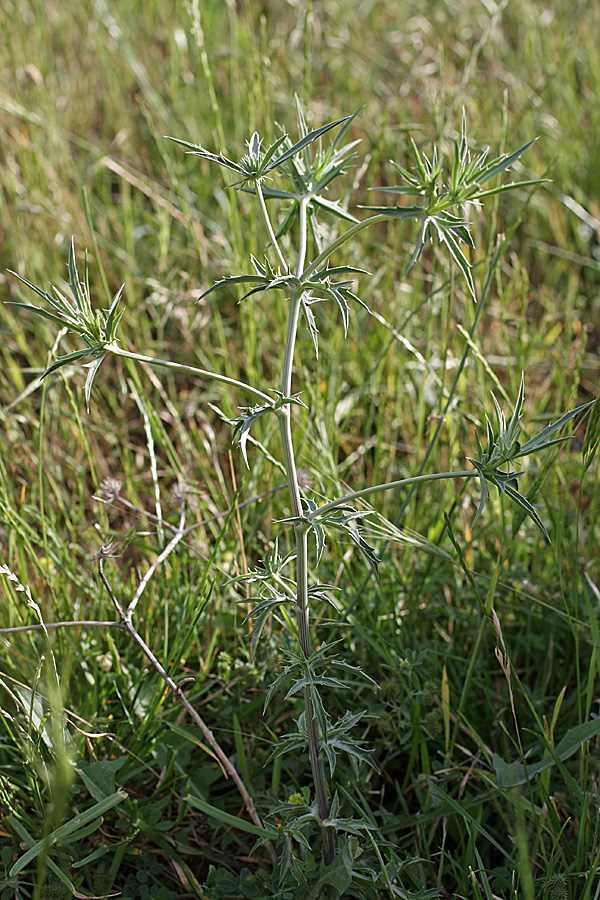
top-left (300, 214), bottom-right (388, 281)
top-left (107, 343), bottom-right (273, 406)
top-left (308, 470), bottom-right (475, 519)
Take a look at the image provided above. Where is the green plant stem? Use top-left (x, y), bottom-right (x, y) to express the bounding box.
top-left (256, 180), bottom-right (288, 271)
top-left (295, 525), bottom-right (332, 836)
top-left (296, 199), bottom-right (309, 278)
top-left (278, 284), bottom-right (334, 862)
top-left (106, 343), bottom-right (272, 405)
top-left (308, 470), bottom-right (474, 520)
top-left (301, 214), bottom-right (388, 280)
top-left (254, 185), bottom-right (333, 859)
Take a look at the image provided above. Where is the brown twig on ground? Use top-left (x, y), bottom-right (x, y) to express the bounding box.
top-left (95, 530), bottom-right (276, 863)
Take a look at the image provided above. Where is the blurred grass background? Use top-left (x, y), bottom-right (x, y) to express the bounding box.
top-left (0, 0), bottom-right (599, 896)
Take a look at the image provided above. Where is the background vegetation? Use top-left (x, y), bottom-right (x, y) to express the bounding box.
top-left (0, 0), bottom-right (599, 897)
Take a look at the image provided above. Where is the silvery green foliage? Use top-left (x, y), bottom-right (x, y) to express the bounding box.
top-left (8, 101), bottom-right (593, 886)
top-left (8, 240), bottom-right (125, 410)
top-left (468, 375), bottom-right (592, 538)
top-left (166, 112), bottom-right (351, 191)
top-left (365, 111), bottom-right (541, 299)
top-left (233, 393), bottom-right (306, 468)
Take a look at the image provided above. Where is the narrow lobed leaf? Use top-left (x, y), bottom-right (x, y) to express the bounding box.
top-left (266, 116), bottom-right (351, 172)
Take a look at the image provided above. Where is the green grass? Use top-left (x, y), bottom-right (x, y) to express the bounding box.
top-left (1, 0), bottom-right (600, 897)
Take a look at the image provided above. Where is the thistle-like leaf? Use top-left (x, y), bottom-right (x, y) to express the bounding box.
top-left (470, 465), bottom-right (490, 531)
top-left (265, 116), bottom-right (351, 173)
top-left (242, 592), bottom-right (291, 660)
top-left (67, 239), bottom-right (90, 317)
top-left (255, 133), bottom-right (288, 171)
top-left (303, 498), bottom-right (326, 565)
top-left (405, 216), bottom-right (430, 277)
top-left (311, 265), bottom-right (370, 282)
top-left (264, 662), bottom-right (301, 712)
top-left (321, 709), bottom-right (376, 776)
top-left (311, 195), bottom-right (360, 223)
top-left (165, 135), bottom-right (247, 175)
top-left (196, 273), bottom-right (268, 303)
top-left (43, 347), bottom-right (101, 378)
top-left (501, 480), bottom-right (550, 541)
top-left (249, 254), bottom-right (267, 277)
top-left (105, 282), bottom-right (125, 333)
top-left (476, 179), bottom-right (547, 200)
top-left (301, 295), bottom-right (321, 358)
top-left (248, 131), bottom-right (261, 159)
top-left (583, 396), bottom-right (600, 472)
top-left (242, 184), bottom-right (296, 201)
top-left (329, 284), bottom-right (350, 335)
top-left (359, 204), bottom-right (425, 221)
top-left (83, 352), bottom-right (107, 412)
top-left (468, 384), bottom-right (591, 538)
top-left (7, 271), bottom-right (77, 321)
top-left (5, 302), bottom-right (81, 332)
top-left (433, 219), bottom-right (476, 301)
top-left (474, 138), bottom-right (538, 185)
top-left (337, 287), bottom-right (371, 315)
top-left (515, 400), bottom-right (593, 458)
top-left (233, 393), bottom-right (305, 467)
top-left (317, 505), bottom-right (380, 577)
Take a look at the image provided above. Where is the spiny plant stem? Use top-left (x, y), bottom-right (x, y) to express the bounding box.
top-left (296, 525), bottom-right (335, 862)
top-left (291, 196), bottom-right (334, 860)
top-left (107, 343), bottom-right (273, 406)
top-left (256, 168), bottom-right (330, 840)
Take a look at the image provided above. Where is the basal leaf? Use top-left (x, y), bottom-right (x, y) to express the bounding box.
top-left (185, 794), bottom-right (278, 840)
top-left (10, 791), bottom-right (127, 876)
